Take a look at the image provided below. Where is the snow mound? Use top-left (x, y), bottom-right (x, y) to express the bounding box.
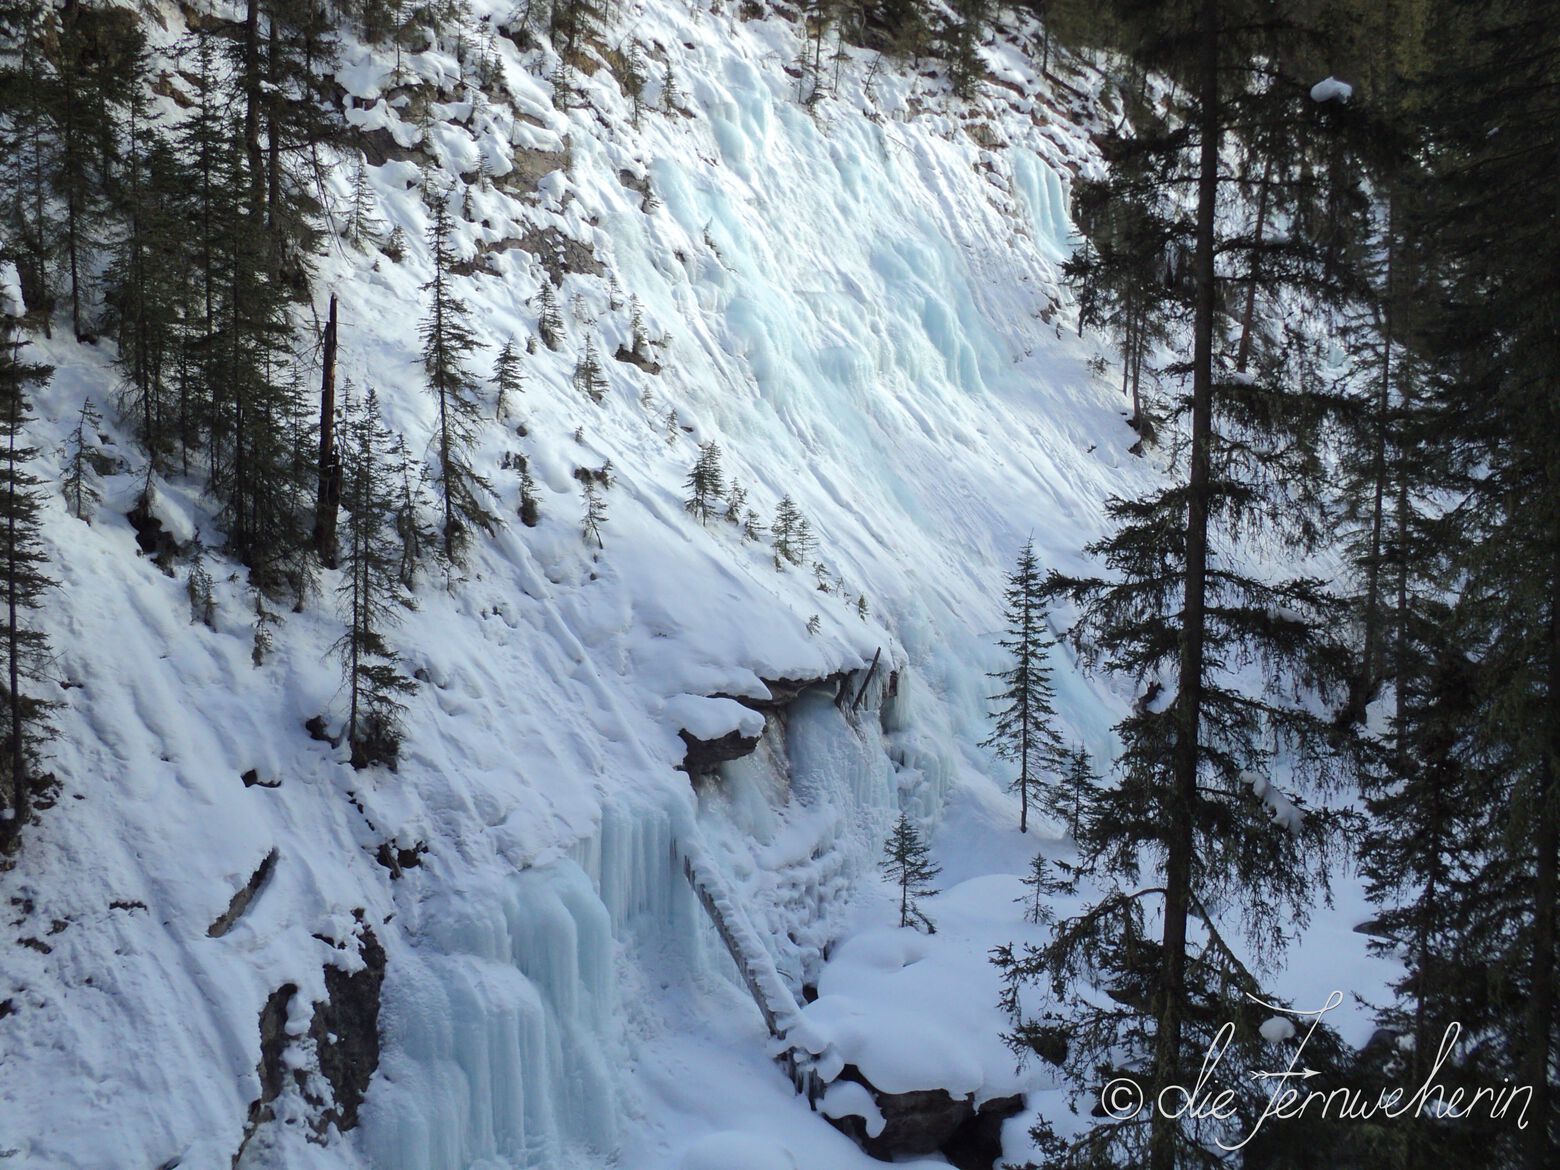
top-left (1310, 77), bottom-right (1354, 103)
top-left (678, 1132), bottom-right (801, 1170)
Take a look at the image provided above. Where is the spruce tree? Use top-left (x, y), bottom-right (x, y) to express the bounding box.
top-left (334, 385), bottom-right (415, 769)
top-left (995, 4), bottom-right (1368, 1166)
top-left (572, 336), bottom-right (606, 403)
top-left (982, 540), bottom-right (1064, 834)
top-left (537, 282), bottom-right (564, 350)
top-left (59, 397), bottom-right (101, 523)
top-left (0, 0), bottom-right (58, 327)
top-left (105, 91), bottom-right (186, 470)
top-left (944, 0), bottom-right (988, 98)
top-left (344, 154), bottom-right (384, 248)
top-left (580, 477), bottom-right (606, 549)
top-left (1385, 6), bottom-right (1560, 1161)
top-left (723, 476), bottom-right (747, 525)
top-left (50, 1), bottom-right (144, 339)
top-left (684, 441), bottom-right (724, 525)
top-left (517, 466), bottom-right (541, 528)
top-left (881, 812), bottom-right (940, 933)
top-left (771, 494), bottom-right (814, 568)
top-left (420, 194), bottom-right (495, 563)
top-left (1050, 743), bottom-right (1098, 842)
top-left (389, 432), bottom-right (437, 589)
top-left (491, 336), bottom-right (523, 419)
top-left (0, 318), bottom-right (53, 849)
top-left (186, 542), bottom-right (216, 629)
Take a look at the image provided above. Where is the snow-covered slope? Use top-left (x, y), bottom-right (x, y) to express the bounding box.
top-left (0, 4), bottom-right (1389, 1169)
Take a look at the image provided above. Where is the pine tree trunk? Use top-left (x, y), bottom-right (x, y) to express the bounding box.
top-left (1359, 199), bottom-right (1397, 710)
top-left (1234, 153), bottom-right (1273, 374)
top-left (1154, 3), bottom-right (1220, 1167)
top-left (61, 0), bottom-right (83, 340)
top-left (1525, 567), bottom-right (1560, 1170)
top-left (314, 295), bottom-right (340, 567)
top-left (266, 17), bottom-right (282, 273)
top-left (244, 0), bottom-right (266, 222)
top-left (1020, 594), bottom-right (1032, 834)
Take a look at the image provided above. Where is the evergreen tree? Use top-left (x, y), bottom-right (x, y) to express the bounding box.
top-left (344, 154), bottom-right (384, 248)
top-left (1382, 6), bottom-right (1560, 1161)
top-left (537, 282), bottom-right (564, 349)
top-left (996, 4), bottom-right (1369, 1166)
top-left (0, 318), bottom-right (53, 849)
top-left (881, 812), bottom-right (940, 932)
top-left (1049, 743), bottom-right (1098, 842)
top-left (250, 588), bottom-right (279, 667)
top-left (334, 385), bottom-right (415, 769)
top-left (186, 541), bottom-right (216, 628)
top-left (59, 397), bottom-right (101, 523)
top-left (105, 89), bottom-right (186, 470)
top-left (944, 0), bottom-right (988, 98)
top-left (1018, 851), bottom-right (1062, 925)
top-left (517, 465), bottom-right (540, 528)
top-left (50, 1), bottom-right (144, 339)
top-left (491, 336), bottom-right (523, 419)
top-left (1063, 176), bottom-right (1182, 444)
top-left (771, 494), bottom-right (815, 568)
top-left (0, 0), bottom-right (59, 328)
top-left (723, 476), bottom-right (747, 525)
top-left (572, 336), bottom-right (606, 403)
top-left (684, 441), bottom-right (724, 525)
top-left (549, 0), bottom-right (606, 69)
top-left (389, 431), bottom-right (437, 589)
top-left (982, 540), bottom-right (1064, 834)
top-left (210, 119), bottom-right (309, 588)
top-left (580, 477), bottom-right (606, 549)
top-left (420, 194), bottom-right (495, 563)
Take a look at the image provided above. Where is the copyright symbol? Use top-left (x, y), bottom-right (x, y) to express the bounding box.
top-left (1100, 1077), bottom-right (1145, 1120)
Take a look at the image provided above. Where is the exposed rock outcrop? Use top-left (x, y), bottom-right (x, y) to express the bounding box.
top-left (823, 1065), bottom-right (1023, 1169)
top-left (310, 924), bottom-right (386, 1133)
top-left (207, 849), bottom-right (278, 939)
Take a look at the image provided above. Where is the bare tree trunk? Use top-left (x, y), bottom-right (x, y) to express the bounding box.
top-left (244, 0), bottom-right (266, 221)
top-left (1153, 2), bottom-right (1219, 1167)
top-left (1525, 567), bottom-right (1560, 1170)
top-left (313, 295), bottom-right (340, 567)
top-left (1234, 152), bottom-right (1273, 374)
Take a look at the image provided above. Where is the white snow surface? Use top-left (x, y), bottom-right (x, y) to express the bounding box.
top-left (1310, 76), bottom-right (1355, 103)
top-left (0, 4), bottom-right (1395, 1169)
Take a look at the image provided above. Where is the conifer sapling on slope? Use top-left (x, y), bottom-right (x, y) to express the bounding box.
top-left (771, 494), bottom-right (815, 568)
top-left (334, 385), bottom-right (416, 769)
top-left (573, 337), bottom-right (607, 404)
top-left (60, 397), bottom-right (103, 522)
top-left (684, 441), bottom-right (724, 524)
top-left (982, 539), bottom-right (1064, 833)
top-left (881, 812), bottom-right (941, 933)
top-left (537, 282), bottom-right (565, 350)
top-left (420, 192), bottom-right (496, 563)
top-left (491, 337), bottom-right (523, 420)
top-left (580, 478), bottom-right (607, 549)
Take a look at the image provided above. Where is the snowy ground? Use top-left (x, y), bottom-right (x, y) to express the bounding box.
top-left (0, 3), bottom-right (1394, 1168)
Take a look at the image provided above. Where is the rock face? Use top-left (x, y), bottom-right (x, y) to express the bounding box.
top-left (944, 1094), bottom-right (1025, 1170)
top-left (824, 1066), bottom-right (1024, 1169)
top-left (311, 925), bottom-right (386, 1132)
top-left (864, 1085), bottom-right (973, 1158)
top-left (207, 849), bottom-right (279, 938)
top-left (678, 727), bottom-right (763, 779)
top-left (234, 921), bottom-right (386, 1165)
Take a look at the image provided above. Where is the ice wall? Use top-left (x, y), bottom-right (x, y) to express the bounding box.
top-left (363, 861), bottom-right (620, 1170)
